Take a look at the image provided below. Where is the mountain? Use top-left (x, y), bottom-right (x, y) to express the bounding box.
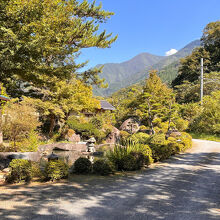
top-left (94, 40), bottom-right (201, 96)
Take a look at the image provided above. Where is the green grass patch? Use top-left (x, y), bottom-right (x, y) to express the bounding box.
top-left (189, 132), bottom-right (220, 142)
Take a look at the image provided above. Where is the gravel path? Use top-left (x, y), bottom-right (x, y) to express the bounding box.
top-left (1, 139), bottom-right (220, 220)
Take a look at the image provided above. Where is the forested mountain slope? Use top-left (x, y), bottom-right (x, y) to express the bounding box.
top-left (95, 40), bottom-right (200, 96)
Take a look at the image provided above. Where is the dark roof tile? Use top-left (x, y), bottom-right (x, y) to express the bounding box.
top-left (100, 100), bottom-right (116, 111)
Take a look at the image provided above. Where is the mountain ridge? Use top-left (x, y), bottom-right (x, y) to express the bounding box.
top-left (94, 40), bottom-right (200, 96)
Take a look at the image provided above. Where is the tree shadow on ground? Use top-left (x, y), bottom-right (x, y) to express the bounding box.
top-left (1, 150), bottom-right (220, 220)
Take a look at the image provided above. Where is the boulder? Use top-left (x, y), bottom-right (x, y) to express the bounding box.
top-left (39, 142), bottom-right (87, 152)
top-left (120, 118), bottom-right (140, 134)
top-left (0, 158), bottom-right (10, 170)
top-left (2, 168), bottom-right (10, 173)
top-left (65, 129), bottom-right (81, 142)
top-left (106, 126), bottom-right (120, 144)
top-left (0, 173), bottom-right (6, 182)
top-left (0, 152), bottom-right (41, 169)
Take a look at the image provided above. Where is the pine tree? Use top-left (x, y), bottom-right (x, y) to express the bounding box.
top-left (0, 0), bottom-right (117, 93)
top-left (136, 70), bottom-right (173, 134)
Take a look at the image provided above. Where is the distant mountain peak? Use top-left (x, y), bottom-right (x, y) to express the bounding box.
top-left (94, 40), bottom-right (200, 96)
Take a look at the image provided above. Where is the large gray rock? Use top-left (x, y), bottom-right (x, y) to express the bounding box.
top-left (65, 130), bottom-right (81, 142)
top-left (120, 118), bottom-right (140, 134)
top-left (38, 142), bottom-right (87, 152)
top-left (106, 126), bottom-right (120, 144)
top-left (0, 152), bottom-right (41, 170)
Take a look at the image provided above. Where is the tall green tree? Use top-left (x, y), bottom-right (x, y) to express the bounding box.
top-left (189, 91), bottom-right (220, 134)
top-left (135, 70), bottom-right (173, 134)
top-left (172, 21), bottom-right (220, 103)
top-left (0, 0), bottom-right (117, 135)
top-left (0, 0), bottom-right (117, 94)
top-left (24, 78), bottom-right (100, 135)
top-left (201, 21), bottom-right (220, 71)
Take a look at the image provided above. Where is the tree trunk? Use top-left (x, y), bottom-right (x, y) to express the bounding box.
top-left (147, 101), bottom-right (155, 135)
top-left (49, 114), bottom-right (56, 137)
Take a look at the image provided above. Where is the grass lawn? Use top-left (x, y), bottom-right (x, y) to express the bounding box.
top-left (190, 132), bottom-right (220, 142)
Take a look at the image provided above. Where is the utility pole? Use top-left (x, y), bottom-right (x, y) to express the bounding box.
top-left (200, 58), bottom-right (204, 104)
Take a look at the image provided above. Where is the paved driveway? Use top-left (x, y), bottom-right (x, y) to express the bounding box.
top-left (1, 139), bottom-right (220, 220)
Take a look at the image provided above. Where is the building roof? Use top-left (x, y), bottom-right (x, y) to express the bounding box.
top-left (100, 100), bottom-right (116, 111)
top-left (0, 95), bottom-right (10, 101)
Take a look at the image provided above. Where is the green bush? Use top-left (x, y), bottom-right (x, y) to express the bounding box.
top-left (128, 132), bottom-right (150, 145)
top-left (45, 160), bottom-right (69, 181)
top-left (140, 145), bottom-right (154, 165)
top-left (149, 132), bottom-right (192, 162)
top-left (139, 125), bottom-right (147, 131)
top-left (31, 161), bottom-right (43, 178)
top-left (107, 143), bottom-right (152, 171)
top-left (130, 151), bottom-right (146, 169)
top-left (74, 157), bottom-right (92, 174)
top-left (150, 143), bottom-right (173, 162)
top-left (188, 91), bottom-right (220, 134)
top-left (107, 145), bottom-right (127, 171)
top-left (122, 154), bottom-right (138, 171)
top-left (93, 159), bottom-right (114, 175)
top-left (90, 117), bottom-right (103, 129)
top-left (174, 118), bottom-right (189, 131)
top-left (120, 130), bottom-right (130, 143)
top-left (178, 132), bottom-right (192, 151)
top-left (66, 117), bottom-right (105, 142)
top-left (16, 131), bottom-right (40, 152)
top-left (148, 133), bottom-right (166, 145)
top-left (6, 159), bottom-right (32, 183)
top-left (0, 144), bottom-right (16, 152)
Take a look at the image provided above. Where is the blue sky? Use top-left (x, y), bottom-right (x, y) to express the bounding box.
top-left (78, 0), bottom-right (220, 69)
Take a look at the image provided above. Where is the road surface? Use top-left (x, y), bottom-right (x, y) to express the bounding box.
top-left (0, 139), bottom-right (220, 220)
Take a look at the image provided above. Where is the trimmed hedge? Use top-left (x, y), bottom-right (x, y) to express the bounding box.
top-left (122, 154), bottom-right (138, 171)
top-left (45, 160), bottom-right (69, 181)
top-left (6, 159), bottom-right (32, 183)
top-left (74, 157), bottom-right (92, 174)
top-left (149, 132), bottom-right (192, 162)
top-left (93, 159), bottom-right (114, 175)
top-left (128, 132), bottom-right (150, 145)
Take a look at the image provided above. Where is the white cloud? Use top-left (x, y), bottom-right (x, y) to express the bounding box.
top-left (165, 48), bottom-right (178, 56)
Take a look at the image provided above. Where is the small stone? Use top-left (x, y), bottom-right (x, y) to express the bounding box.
top-left (2, 168), bottom-right (10, 173)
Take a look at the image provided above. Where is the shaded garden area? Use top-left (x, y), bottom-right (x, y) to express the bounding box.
top-left (1, 140), bottom-right (220, 220)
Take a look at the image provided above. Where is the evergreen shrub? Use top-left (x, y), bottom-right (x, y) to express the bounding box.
top-left (149, 132), bottom-right (192, 161)
top-left (129, 132), bottom-right (150, 145)
top-left (6, 159), bottom-right (32, 183)
top-left (122, 154), bottom-right (138, 171)
top-left (45, 160), bottom-right (69, 181)
top-left (120, 130), bottom-right (130, 143)
top-left (148, 133), bottom-right (166, 145)
top-left (67, 117), bottom-right (105, 142)
top-left (74, 157), bottom-right (92, 174)
top-left (93, 159), bottom-right (114, 175)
